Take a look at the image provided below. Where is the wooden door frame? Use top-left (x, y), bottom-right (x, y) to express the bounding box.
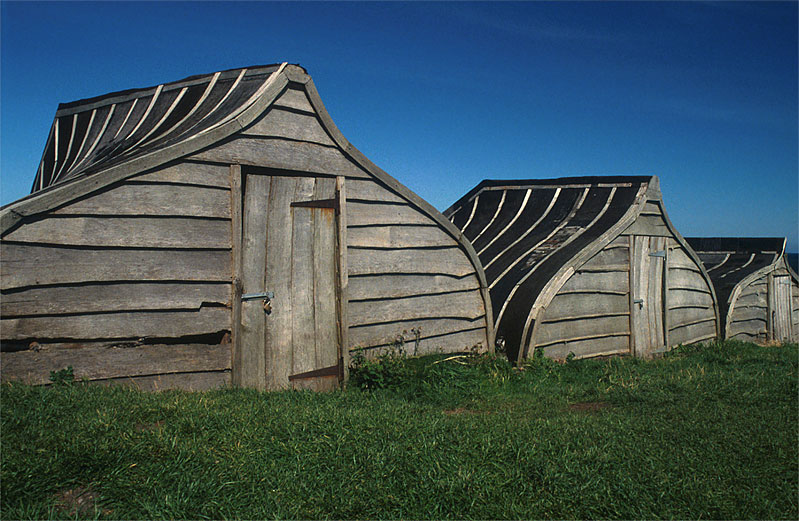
top-left (229, 165), bottom-right (348, 389)
top-left (629, 235), bottom-right (667, 358)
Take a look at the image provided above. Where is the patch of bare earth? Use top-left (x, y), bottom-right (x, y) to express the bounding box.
top-left (569, 401), bottom-right (612, 413)
top-left (443, 407), bottom-right (482, 415)
top-left (54, 485), bottom-right (106, 516)
top-left (134, 419), bottom-right (164, 432)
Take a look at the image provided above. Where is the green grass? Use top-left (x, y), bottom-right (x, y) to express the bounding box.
top-left (2, 340), bottom-right (797, 519)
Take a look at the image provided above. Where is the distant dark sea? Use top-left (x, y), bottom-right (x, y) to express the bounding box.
top-left (788, 253), bottom-right (798, 273)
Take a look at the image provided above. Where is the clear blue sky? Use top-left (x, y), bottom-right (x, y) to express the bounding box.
top-left (2, 1), bottom-right (797, 251)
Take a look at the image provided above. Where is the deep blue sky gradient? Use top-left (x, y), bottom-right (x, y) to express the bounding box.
top-left (2, 1), bottom-right (797, 250)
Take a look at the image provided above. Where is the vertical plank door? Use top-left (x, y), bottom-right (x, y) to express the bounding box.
top-left (239, 174), bottom-right (342, 391)
top-left (772, 275), bottom-right (793, 342)
top-left (630, 236), bottom-right (667, 358)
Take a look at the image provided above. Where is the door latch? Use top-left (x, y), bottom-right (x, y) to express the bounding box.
top-left (242, 291), bottom-right (274, 315)
top-left (633, 298), bottom-right (644, 309)
top-left (649, 251), bottom-right (666, 258)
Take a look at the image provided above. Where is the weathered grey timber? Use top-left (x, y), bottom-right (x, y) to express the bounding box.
top-left (1, 63), bottom-right (492, 390)
top-left (446, 176), bottom-right (719, 363)
top-left (686, 237), bottom-right (799, 342)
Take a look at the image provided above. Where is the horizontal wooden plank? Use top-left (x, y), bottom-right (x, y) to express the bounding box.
top-left (668, 318), bottom-right (716, 345)
top-left (581, 246), bottom-right (630, 269)
top-left (668, 264), bottom-right (703, 275)
top-left (1, 307), bottom-right (230, 341)
top-left (668, 246), bottom-right (695, 266)
top-left (577, 265), bottom-right (630, 273)
top-left (542, 293), bottom-right (629, 322)
top-left (131, 162), bottom-right (230, 188)
top-left (244, 107), bottom-right (336, 147)
top-left (347, 201), bottom-right (436, 227)
top-left (52, 183), bottom-right (230, 218)
top-left (536, 315), bottom-right (631, 346)
top-left (1, 282), bottom-right (231, 317)
top-left (273, 86), bottom-right (314, 112)
top-left (540, 334), bottom-right (630, 361)
top-left (1, 244), bottom-right (230, 289)
top-left (642, 201), bottom-right (661, 214)
top-left (345, 179), bottom-right (406, 204)
top-left (728, 319), bottom-right (767, 337)
top-left (734, 291), bottom-right (767, 308)
top-left (355, 327), bottom-right (488, 358)
top-left (93, 371), bottom-right (230, 392)
top-left (667, 270), bottom-right (712, 293)
top-left (347, 225), bottom-right (454, 249)
top-left (350, 317), bottom-right (486, 351)
top-left (622, 214), bottom-right (671, 237)
top-left (189, 136), bottom-right (370, 178)
top-left (348, 273), bottom-right (480, 301)
top-left (1, 343), bottom-right (231, 385)
top-left (349, 290), bottom-right (485, 327)
top-left (347, 247), bottom-right (476, 277)
top-left (559, 270), bottom-right (629, 293)
top-left (4, 216), bottom-right (230, 249)
top-left (669, 307), bottom-right (717, 329)
top-left (728, 330), bottom-right (765, 342)
top-left (667, 288), bottom-right (714, 309)
top-left (729, 306), bottom-right (768, 323)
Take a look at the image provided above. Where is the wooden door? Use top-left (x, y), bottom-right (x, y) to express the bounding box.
top-left (771, 275), bottom-right (793, 343)
top-left (238, 174), bottom-right (342, 391)
top-left (630, 236), bottom-right (667, 358)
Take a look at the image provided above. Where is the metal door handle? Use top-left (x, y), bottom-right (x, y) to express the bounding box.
top-left (633, 298), bottom-right (644, 308)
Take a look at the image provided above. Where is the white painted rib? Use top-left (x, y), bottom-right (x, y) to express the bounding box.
top-left (63, 109), bottom-right (96, 177)
top-left (188, 68), bottom-right (247, 135)
top-left (50, 118), bottom-right (60, 185)
top-left (196, 63), bottom-right (287, 137)
top-left (517, 187), bottom-right (617, 346)
top-left (124, 84), bottom-right (164, 141)
top-left (142, 72), bottom-right (220, 143)
top-left (493, 187), bottom-right (594, 329)
top-left (719, 253), bottom-right (756, 279)
top-left (127, 86), bottom-right (188, 150)
top-left (739, 253), bottom-right (756, 270)
top-left (706, 253), bottom-right (730, 273)
top-left (112, 98), bottom-right (138, 140)
top-left (461, 195), bottom-right (480, 235)
top-left (484, 188), bottom-right (561, 271)
top-left (70, 104), bottom-right (116, 173)
top-left (478, 189), bottom-right (531, 256)
top-left (491, 188), bottom-right (589, 292)
top-left (199, 64), bottom-right (287, 136)
top-left (51, 114), bottom-right (78, 184)
top-left (472, 190), bottom-right (506, 243)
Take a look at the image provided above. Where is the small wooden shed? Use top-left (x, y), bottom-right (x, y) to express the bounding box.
top-left (0, 63), bottom-right (493, 390)
top-left (685, 237), bottom-right (799, 343)
top-left (445, 176), bottom-right (719, 362)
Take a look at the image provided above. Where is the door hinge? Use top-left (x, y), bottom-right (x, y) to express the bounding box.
top-left (241, 291), bottom-right (274, 301)
top-left (291, 198), bottom-right (338, 211)
top-left (288, 363), bottom-right (340, 382)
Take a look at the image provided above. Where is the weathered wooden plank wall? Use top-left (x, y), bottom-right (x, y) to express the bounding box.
top-left (727, 276), bottom-right (769, 342)
top-left (197, 85), bottom-right (489, 357)
top-left (1, 81), bottom-right (490, 389)
top-left (536, 236), bottom-right (631, 359)
top-left (792, 278), bottom-right (799, 342)
top-left (1, 161), bottom-right (234, 387)
top-left (269, 87), bottom-right (487, 355)
top-left (664, 239), bottom-right (717, 346)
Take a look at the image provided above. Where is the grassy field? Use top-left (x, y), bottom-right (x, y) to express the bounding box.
top-left (1, 340), bottom-right (797, 519)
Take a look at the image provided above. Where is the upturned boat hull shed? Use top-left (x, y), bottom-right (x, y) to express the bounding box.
top-left (686, 237), bottom-right (799, 343)
top-left (1, 64), bottom-right (493, 390)
top-left (445, 176), bottom-right (719, 363)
